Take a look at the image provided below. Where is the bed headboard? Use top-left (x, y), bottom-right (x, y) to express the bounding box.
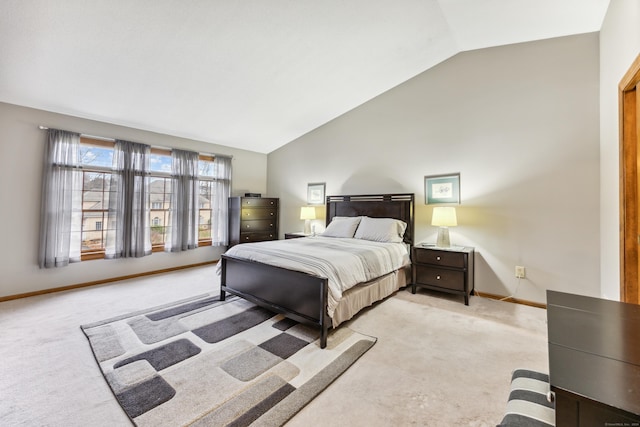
top-left (325, 193), bottom-right (415, 245)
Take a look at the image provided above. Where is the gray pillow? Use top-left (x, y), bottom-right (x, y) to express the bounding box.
top-left (353, 217), bottom-right (407, 243)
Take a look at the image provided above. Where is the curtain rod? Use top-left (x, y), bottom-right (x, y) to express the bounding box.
top-left (38, 125), bottom-right (233, 159)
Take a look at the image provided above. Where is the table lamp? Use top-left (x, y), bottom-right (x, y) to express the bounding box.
top-left (432, 207), bottom-right (457, 248)
top-left (300, 206), bottom-right (316, 235)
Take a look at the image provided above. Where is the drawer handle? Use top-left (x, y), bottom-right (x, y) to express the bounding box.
top-left (436, 256), bottom-right (441, 261)
top-left (270, 212), bottom-right (274, 216)
top-left (546, 391), bottom-right (555, 404)
top-left (436, 275), bottom-right (441, 280)
top-left (245, 237), bottom-right (249, 240)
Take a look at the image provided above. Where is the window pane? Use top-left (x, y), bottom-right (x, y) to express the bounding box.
top-left (80, 145), bottom-right (113, 168)
top-left (148, 176), bottom-right (171, 247)
top-left (81, 170), bottom-right (110, 253)
top-left (199, 210), bottom-right (211, 240)
top-left (149, 153), bottom-right (171, 173)
top-left (199, 159), bottom-right (215, 177)
top-left (84, 172), bottom-right (103, 189)
top-left (150, 225), bottom-right (166, 244)
top-left (82, 229), bottom-right (104, 251)
top-left (83, 191), bottom-right (104, 210)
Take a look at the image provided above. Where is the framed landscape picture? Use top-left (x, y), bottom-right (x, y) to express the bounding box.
top-left (425, 173), bottom-right (460, 204)
top-left (307, 182), bottom-right (325, 205)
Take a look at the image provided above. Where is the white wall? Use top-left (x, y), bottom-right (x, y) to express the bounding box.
top-left (599, 1), bottom-right (640, 300)
top-left (0, 102), bottom-right (267, 298)
top-left (267, 34), bottom-right (601, 305)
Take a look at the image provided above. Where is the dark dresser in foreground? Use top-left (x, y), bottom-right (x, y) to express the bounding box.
top-left (547, 290), bottom-right (640, 426)
top-left (228, 197), bottom-right (279, 247)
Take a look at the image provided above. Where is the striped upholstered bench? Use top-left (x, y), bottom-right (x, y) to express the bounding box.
top-left (497, 369), bottom-right (556, 427)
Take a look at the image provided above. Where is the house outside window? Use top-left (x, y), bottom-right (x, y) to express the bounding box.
top-left (78, 137), bottom-right (226, 259)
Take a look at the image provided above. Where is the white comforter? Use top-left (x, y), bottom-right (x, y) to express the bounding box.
top-left (216, 236), bottom-right (410, 318)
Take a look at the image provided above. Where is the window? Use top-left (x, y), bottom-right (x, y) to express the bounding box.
top-left (79, 139), bottom-right (114, 257)
top-left (75, 137), bottom-right (227, 259)
top-left (148, 148), bottom-right (172, 250)
top-left (197, 156), bottom-right (216, 244)
top-left (41, 130), bottom-right (230, 267)
top-left (149, 177), bottom-right (171, 248)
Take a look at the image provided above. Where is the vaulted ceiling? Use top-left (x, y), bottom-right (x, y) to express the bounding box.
top-left (0, 1), bottom-right (609, 153)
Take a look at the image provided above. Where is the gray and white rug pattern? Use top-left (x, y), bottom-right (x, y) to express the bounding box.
top-left (81, 294), bottom-right (375, 426)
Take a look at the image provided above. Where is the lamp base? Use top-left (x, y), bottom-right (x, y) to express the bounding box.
top-left (436, 227), bottom-right (451, 248)
top-left (304, 220), bottom-right (311, 235)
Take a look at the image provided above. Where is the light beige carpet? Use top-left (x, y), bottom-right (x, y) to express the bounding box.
top-left (0, 264), bottom-right (548, 426)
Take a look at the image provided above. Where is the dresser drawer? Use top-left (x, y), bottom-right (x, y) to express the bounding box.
top-left (415, 265), bottom-right (465, 291)
top-left (239, 232), bottom-right (277, 243)
top-left (241, 208), bottom-right (277, 220)
top-left (241, 198), bottom-right (278, 208)
top-left (414, 248), bottom-right (466, 268)
top-left (240, 219), bottom-right (276, 232)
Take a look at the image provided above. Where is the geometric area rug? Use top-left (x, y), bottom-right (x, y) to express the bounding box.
top-left (81, 294), bottom-right (376, 426)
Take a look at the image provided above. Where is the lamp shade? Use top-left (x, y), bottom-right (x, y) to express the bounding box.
top-left (300, 206), bottom-right (316, 220)
top-left (431, 207), bottom-right (457, 227)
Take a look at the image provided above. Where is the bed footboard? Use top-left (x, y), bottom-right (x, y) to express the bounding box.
top-left (220, 254), bottom-right (331, 348)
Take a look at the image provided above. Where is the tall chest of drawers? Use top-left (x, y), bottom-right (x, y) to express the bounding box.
top-left (228, 197), bottom-right (279, 247)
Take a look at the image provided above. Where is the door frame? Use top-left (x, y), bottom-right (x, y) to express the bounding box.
top-left (619, 53), bottom-right (640, 304)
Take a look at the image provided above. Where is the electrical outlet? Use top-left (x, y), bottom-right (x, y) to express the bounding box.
top-left (515, 266), bottom-right (526, 279)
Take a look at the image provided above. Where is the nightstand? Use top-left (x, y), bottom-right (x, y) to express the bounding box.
top-left (284, 232), bottom-right (312, 239)
top-left (411, 244), bottom-right (475, 305)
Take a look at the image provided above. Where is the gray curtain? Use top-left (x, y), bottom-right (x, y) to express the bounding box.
top-left (211, 156), bottom-right (232, 246)
top-left (106, 140), bottom-right (151, 258)
top-left (167, 149), bottom-right (199, 252)
top-left (38, 129), bottom-right (82, 268)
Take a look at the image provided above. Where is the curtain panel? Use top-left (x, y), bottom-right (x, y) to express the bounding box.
top-left (211, 156), bottom-right (232, 246)
top-left (106, 140), bottom-right (151, 258)
top-left (38, 129), bottom-right (82, 268)
top-left (166, 149), bottom-right (199, 252)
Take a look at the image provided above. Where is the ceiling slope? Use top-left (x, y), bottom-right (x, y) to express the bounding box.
top-left (0, 0), bottom-right (609, 153)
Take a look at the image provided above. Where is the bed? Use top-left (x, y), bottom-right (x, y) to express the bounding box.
top-left (219, 193), bottom-right (414, 348)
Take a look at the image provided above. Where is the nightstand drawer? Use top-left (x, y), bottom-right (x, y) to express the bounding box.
top-left (415, 266), bottom-right (465, 291)
top-left (414, 248), bottom-right (465, 268)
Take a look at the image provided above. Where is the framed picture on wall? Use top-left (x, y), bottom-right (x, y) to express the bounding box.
top-left (425, 173), bottom-right (460, 204)
top-left (307, 182), bottom-right (326, 205)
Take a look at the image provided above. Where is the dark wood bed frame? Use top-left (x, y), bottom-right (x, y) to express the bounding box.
top-left (220, 193), bottom-right (414, 348)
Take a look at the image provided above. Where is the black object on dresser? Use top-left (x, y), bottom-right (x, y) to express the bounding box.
top-left (284, 232), bottom-right (311, 239)
top-left (411, 244), bottom-right (475, 305)
top-left (228, 197), bottom-right (278, 247)
top-left (547, 290), bottom-right (640, 426)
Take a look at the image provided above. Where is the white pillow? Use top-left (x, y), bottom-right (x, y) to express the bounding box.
top-left (353, 216), bottom-right (407, 243)
top-left (321, 216), bottom-right (362, 238)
